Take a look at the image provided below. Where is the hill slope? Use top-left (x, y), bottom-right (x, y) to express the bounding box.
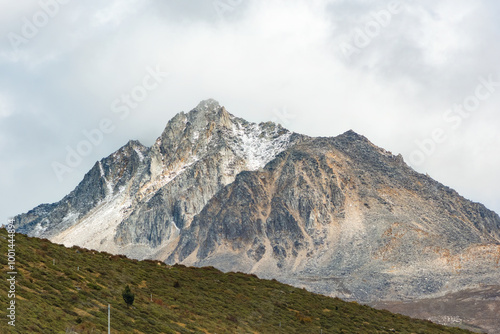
top-left (0, 229), bottom-right (474, 334)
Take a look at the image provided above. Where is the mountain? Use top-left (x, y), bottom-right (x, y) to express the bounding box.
top-left (0, 229), bottom-right (474, 333)
top-left (15, 99), bottom-right (500, 333)
top-left (16, 99), bottom-right (304, 259)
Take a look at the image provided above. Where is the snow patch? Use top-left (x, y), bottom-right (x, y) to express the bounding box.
top-left (98, 161), bottom-right (105, 177)
top-left (50, 157), bottom-right (197, 253)
top-left (98, 161), bottom-right (114, 196)
top-left (32, 218), bottom-right (50, 237)
top-left (232, 121), bottom-right (292, 170)
top-left (169, 221), bottom-right (180, 238)
top-left (51, 191), bottom-right (132, 253)
top-left (192, 131), bottom-right (199, 141)
top-left (133, 147), bottom-right (144, 162)
top-left (62, 211), bottom-right (80, 226)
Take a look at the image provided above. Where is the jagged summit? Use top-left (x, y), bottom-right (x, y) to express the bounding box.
top-left (125, 139), bottom-right (146, 147)
top-left (186, 99), bottom-right (233, 130)
top-left (194, 98), bottom-right (221, 112)
top-left (332, 129), bottom-right (373, 147)
top-left (17, 100), bottom-right (304, 255)
top-left (184, 99), bottom-right (232, 129)
top-left (341, 129), bottom-right (360, 136)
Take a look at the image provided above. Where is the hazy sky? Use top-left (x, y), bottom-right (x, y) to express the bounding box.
top-left (1, 0), bottom-right (499, 224)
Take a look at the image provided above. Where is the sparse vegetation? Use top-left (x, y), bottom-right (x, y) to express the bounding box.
top-left (0, 229), bottom-right (474, 333)
top-left (122, 285), bottom-right (135, 308)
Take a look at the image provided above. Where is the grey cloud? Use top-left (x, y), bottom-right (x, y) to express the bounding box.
top-left (0, 0), bottom-right (499, 224)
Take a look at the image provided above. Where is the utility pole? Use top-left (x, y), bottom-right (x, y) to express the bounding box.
top-left (108, 304), bottom-right (110, 334)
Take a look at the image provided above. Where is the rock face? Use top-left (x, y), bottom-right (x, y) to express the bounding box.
top-left (167, 132), bottom-right (500, 303)
top-left (16, 99), bottom-right (304, 258)
top-left (15, 99), bottom-right (500, 331)
top-left (15, 139), bottom-right (149, 241)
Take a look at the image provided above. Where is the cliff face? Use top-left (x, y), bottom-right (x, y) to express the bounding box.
top-left (15, 100), bottom-right (500, 306)
top-left (15, 99), bottom-right (304, 258)
top-left (16, 139), bottom-right (149, 239)
top-left (167, 133), bottom-right (500, 302)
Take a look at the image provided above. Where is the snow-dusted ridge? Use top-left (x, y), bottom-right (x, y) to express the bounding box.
top-left (19, 99), bottom-right (303, 255)
top-left (231, 120), bottom-right (293, 171)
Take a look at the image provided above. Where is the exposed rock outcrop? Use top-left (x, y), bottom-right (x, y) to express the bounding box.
top-left (167, 134), bottom-right (500, 303)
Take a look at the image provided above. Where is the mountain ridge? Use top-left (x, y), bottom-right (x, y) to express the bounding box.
top-left (17, 99), bottom-right (305, 254)
top-left (14, 99), bottom-right (500, 332)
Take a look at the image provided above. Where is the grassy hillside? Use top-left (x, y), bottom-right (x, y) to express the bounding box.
top-left (0, 229), bottom-right (474, 333)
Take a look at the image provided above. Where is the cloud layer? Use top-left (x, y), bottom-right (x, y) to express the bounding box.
top-left (1, 0), bottom-right (499, 223)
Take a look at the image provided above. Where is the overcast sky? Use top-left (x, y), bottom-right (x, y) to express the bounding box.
top-left (1, 0), bottom-right (499, 224)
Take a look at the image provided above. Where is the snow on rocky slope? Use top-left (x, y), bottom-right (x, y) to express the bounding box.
top-left (16, 99), bottom-right (304, 258)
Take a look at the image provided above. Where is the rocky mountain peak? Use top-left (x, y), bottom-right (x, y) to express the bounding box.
top-left (194, 98), bottom-right (221, 112)
top-left (186, 99), bottom-right (233, 132)
top-left (112, 140), bottom-right (148, 161)
top-left (153, 99), bottom-right (234, 161)
top-left (334, 129), bottom-right (371, 145)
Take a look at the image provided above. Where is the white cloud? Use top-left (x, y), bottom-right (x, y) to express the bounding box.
top-left (0, 0), bottom-right (499, 223)
top-left (91, 0), bottom-right (148, 28)
top-left (0, 93), bottom-right (12, 118)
